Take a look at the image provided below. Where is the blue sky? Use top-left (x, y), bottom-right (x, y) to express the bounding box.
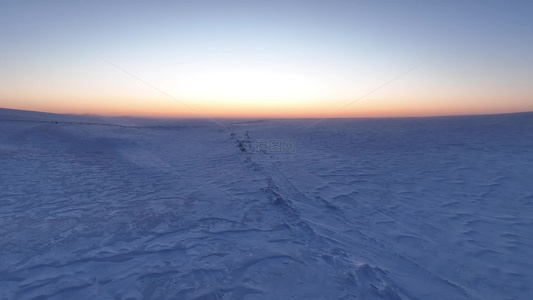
top-left (1, 0), bottom-right (532, 117)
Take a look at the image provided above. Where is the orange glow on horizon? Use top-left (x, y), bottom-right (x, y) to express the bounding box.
top-left (2, 94), bottom-right (532, 119)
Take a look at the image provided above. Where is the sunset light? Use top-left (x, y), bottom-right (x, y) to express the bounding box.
top-left (1, 0), bottom-right (532, 118)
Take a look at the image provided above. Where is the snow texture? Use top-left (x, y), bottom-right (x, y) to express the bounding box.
top-left (1, 108), bottom-right (532, 300)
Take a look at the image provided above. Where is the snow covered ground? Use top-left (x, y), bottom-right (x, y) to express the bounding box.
top-left (1, 108), bottom-right (532, 300)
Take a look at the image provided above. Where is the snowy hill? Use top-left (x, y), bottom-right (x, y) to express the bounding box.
top-left (1, 108), bottom-right (532, 299)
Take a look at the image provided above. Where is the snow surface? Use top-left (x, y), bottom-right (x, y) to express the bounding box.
top-left (1, 108), bottom-right (532, 300)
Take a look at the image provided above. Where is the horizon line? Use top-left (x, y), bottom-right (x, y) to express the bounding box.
top-left (1, 106), bottom-right (532, 121)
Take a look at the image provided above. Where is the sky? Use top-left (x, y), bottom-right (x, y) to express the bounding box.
top-left (1, 0), bottom-right (532, 118)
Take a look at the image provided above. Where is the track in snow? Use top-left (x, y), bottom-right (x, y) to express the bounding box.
top-left (1, 108), bottom-right (532, 299)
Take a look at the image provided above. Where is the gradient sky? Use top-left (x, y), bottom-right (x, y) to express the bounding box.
top-left (1, 0), bottom-right (532, 118)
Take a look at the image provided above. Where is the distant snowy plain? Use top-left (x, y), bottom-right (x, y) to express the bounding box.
top-left (1, 108), bottom-right (532, 300)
